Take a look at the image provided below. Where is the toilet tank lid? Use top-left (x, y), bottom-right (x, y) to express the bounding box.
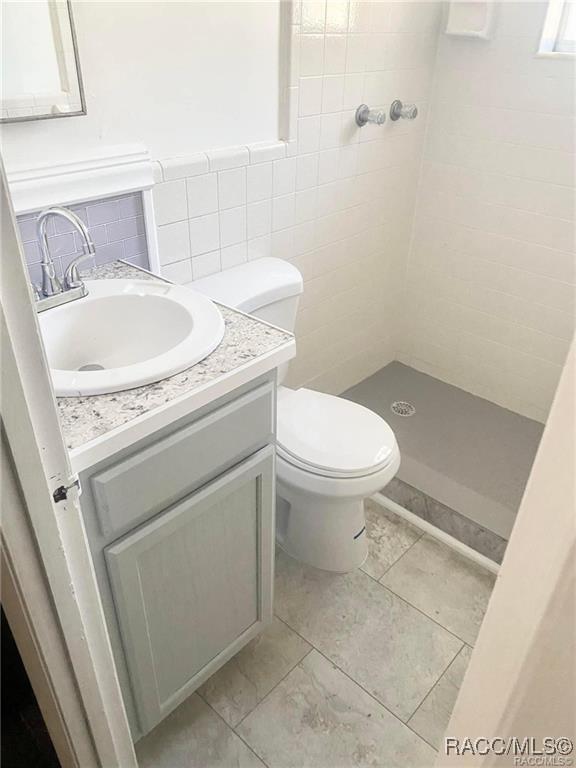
top-left (189, 258), bottom-right (303, 312)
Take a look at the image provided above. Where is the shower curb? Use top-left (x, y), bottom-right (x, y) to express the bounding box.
top-left (371, 493), bottom-right (500, 576)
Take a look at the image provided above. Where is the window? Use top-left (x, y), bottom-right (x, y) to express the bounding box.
top-left (540, 0), bottom-right (576, 54)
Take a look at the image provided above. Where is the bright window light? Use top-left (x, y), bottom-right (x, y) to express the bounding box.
top-left (540, 0), bottom-right (576, 54)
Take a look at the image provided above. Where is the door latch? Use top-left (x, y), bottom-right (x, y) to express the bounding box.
top-left (53, 476), bottom-right (81, 503)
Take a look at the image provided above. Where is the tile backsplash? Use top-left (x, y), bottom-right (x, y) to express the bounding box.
top-left (17, 192), bottom-right (150, 287)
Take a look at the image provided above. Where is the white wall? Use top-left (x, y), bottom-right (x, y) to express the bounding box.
top-left (0, 1), bottom-right (279, 164)
top-left (401, 2), bottom-right (576, 422)
top-left (153, 0), bottom-right (442, 395)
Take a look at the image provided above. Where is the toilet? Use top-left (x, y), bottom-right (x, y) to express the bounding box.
top-left (192, 258), bottom-right (400, 572)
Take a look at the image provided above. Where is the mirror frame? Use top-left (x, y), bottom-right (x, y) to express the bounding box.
top-left (1, 0), bottom-right (87, 124)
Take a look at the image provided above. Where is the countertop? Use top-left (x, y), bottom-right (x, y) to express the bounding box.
top-left (58, 261), bottom-right (294, 472)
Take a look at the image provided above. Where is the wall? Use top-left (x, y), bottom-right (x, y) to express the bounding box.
top-left (153, 0), bottom-right (442, 394)
top-left (0, 1), bottom-right (279, 164)
top-left (401, 2), bottom-right (576, 423)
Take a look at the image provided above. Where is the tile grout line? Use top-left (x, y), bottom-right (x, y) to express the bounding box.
top-left (273, 607), bottom-right (443, 751)
top-left (358, 545), bottom-right (475, 648)
top-left (227, 643), bottom-right (317, 764)
top-left (198, 693), bottom-right (273, 768)
top-left (360, 518), bottom-right (426, 582)
top-left (230, 629), bottom-right (314, 731)
top-left (403, 640), bottom-right (469, 735)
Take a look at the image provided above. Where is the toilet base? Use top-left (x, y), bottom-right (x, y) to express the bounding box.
top-left (276, 488), bottom-right (368, 573)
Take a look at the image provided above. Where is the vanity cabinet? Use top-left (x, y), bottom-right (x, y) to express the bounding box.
top-left (106, 449), bottom-right (274, 734)
top-left (78, 375), bottom-right (277, 739)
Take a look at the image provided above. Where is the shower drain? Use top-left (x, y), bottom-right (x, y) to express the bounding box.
top-left (390, 400), bottom-right (416, 417)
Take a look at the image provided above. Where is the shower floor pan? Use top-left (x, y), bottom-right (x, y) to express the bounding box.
top-left (343, 362), bottom-right (544, 548)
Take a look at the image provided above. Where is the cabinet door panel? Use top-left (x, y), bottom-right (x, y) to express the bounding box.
top-left (105, 447), bottom-right (274, 734)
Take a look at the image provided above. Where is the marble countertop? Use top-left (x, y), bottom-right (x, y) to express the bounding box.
top-left (58, 261), bottom-right (294, 469)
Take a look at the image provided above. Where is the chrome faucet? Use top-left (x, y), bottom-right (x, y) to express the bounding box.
top-left (35, 207), bottom-right (96, 311)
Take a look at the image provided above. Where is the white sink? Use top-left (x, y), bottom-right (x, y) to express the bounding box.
top-left (39, 279), bottom-right (225, 396)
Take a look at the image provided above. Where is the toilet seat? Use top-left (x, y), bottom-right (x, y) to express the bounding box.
top-left (277, 387), bottom-right (397, 479)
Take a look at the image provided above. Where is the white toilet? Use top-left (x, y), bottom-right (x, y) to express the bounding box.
top-left (192, 258), bottom-right (400, 572)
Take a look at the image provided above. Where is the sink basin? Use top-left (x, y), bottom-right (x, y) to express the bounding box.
top-left (39, 279), bottom-right (225, 396)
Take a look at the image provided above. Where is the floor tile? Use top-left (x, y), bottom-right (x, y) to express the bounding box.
top-left (361, 499), bottom-right (422, 580)
top-left (380, 535), bottom-right (496, 645)
top-left (274, 550), bottom-right (463, 721)
top-left (238, 650), bottom-right (436, 768)
top-left (198, 617), bottom-right (311, 726)
top-left (135, 694), bottom-right (264, 768)
top-left (409, 645), bottom-right (473, 749)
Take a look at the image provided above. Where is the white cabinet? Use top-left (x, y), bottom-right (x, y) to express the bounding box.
top-left (105, 447), bottom-right (274, 734)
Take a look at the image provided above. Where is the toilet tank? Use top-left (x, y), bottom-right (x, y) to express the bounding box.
top-left (190, 258), bottom-right (303, 333)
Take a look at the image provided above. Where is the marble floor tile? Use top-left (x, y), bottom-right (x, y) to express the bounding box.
top-left (135, 694), bottom-right (264, 768)
top-left (409, 645), bottom-right (473, 749)
top-left (274, 550), bottom-right (463, 721)
top-left (380, 535), bottom-right (496, 645)
top-left (361, 498), bottom-right (423, 580)
top-left (198, 617), bottom-right (311, 726)
top-left (238, 650), bottom-right (436, 768)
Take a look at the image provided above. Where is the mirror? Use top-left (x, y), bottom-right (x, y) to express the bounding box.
top-left (1, 0), bottom-right (86, 123)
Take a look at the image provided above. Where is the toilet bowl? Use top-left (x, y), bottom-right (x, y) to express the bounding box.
top-left (275, 386), bottom-right (400, 571)
top-left (191, 258), bottom-right (401, 572)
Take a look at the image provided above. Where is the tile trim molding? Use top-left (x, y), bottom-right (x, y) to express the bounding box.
top-left (372, 493), bottom-right (501, 576)
top-left (5, 143), bottom-right (155, 215)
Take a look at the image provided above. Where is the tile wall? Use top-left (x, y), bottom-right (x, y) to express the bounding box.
top-left (152, 1), bottom-right (442, 394)
top-left (17, 192), bottom-right (150, 287)
top-left (400, 2), bottom-right (576, 422)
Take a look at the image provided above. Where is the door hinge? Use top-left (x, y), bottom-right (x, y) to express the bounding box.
top-left (53, 476), bottom-right (81, 503)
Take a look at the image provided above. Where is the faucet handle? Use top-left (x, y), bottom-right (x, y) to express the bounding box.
top-left (390, 99), bottom-right (418, 121)
top-left (355, 104), bottom-right (386, 127)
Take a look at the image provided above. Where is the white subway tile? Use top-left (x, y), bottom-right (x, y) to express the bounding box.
top-left (296, 153), bottom-right (319, 190)
top-left (161, 258), bottom-right (193, 284)
top-left (247, 199), bottom-right (272, 239)
top-left (220, 206), bottom-right (247, 247)
top-left (247, 162), bottom-right (273, 203)
top-left (192, 250), bottom-right (221, 280)
top-left (247, 234), bottom-right (272, 261)
top-left (218, 167), bottom-right (246, 210)
top-left (271, 227), bottom-right (295, 259)
top-left (273, 157), bottom-right (297, 196)
top-left (318, 148), bottom-right (340, 184)
top-left (161, 153), bottom-right (209, 181)
top-left (320, 112), bottom-right (342, 149)
top-left (295, 187), bottom-right (318, 223)
top-left (342, 73), bottom-right (364, 110)
top-left (325, 1), bottom-right (348, 34)
top-left (186, 173), bottom-right (218, 218)
top-left (301, 0), bottom-right (326, 34)
top-left (297, 116), bottom-right (322, 154)
top-left (189, 213), bottom-right (220, 257)
top-left (157, 221), bottom-right (190, 266)
top-left (247, 141), bottom-right (287, 164)
top-left (299, 76), bottom-right (323, 116)
top-left (273, 194), bottom-right (296, 232)
top-left (153, 180), bottom-right (187, 225)
top-left (220, 242), bottom-right (248, 270)
top-left (324, 34), bottom-right (347, 74)
top-left (206, 146), bottom-right (249, 172)
top-left (322, 75), bottom-right (344, 113)
top-left (300, 34), bottom-right (325, 76)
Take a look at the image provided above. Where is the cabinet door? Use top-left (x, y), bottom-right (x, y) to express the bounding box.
top-left (105, 447), bottom-right (275, 735)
